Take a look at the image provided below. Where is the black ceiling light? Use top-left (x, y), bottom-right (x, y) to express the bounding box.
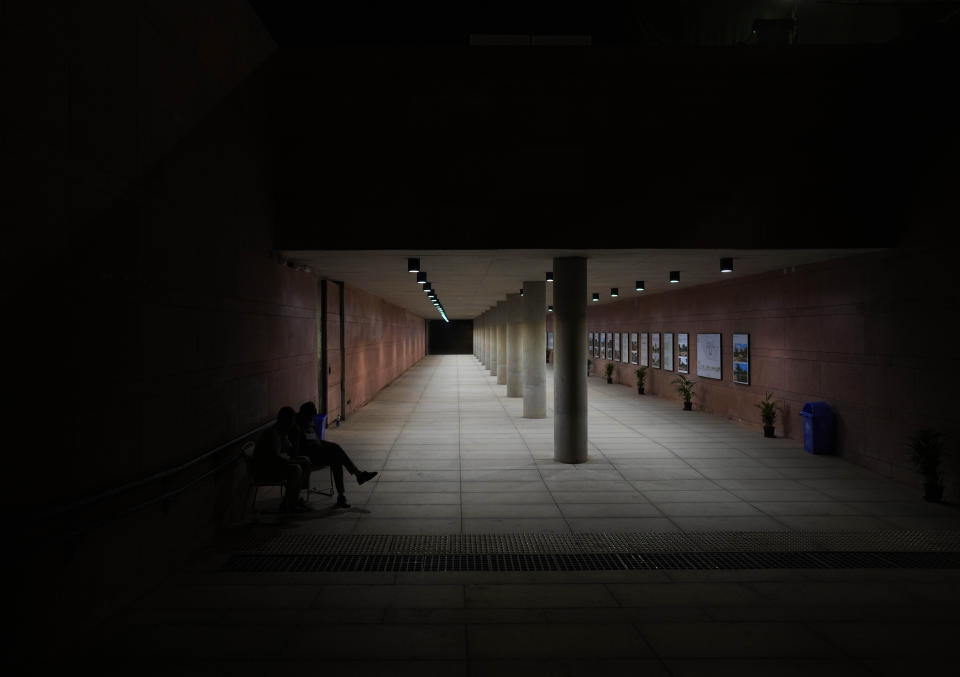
top-left (520, 288), bottom-right (524, 296)
top-left (610, 287), bottom-right (619, 297)
top-left (635, 280), bottom-right (645, 291)
top-left (669, 271), bottom-right (680, 284)
top-left (720, 257), bottom-right (733, 273)
top-left (546, 271), bottom-right (554, 282)
top-left (592, 293), bottom-right (600, 302)
top-left (416, 271), bottom-right (427, 284)
top-left (547, 305), bottom-right (554, 312)
top-left (408, 258), bottom-right (420, 273)
top-left (423, 282), bottom-right (432, 292)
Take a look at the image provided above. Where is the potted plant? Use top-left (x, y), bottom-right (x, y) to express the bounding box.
top-left (671, 374), bottom-right (696, 410)
top-left (635, 366), bottom-right (647, 395)
top-left (605, 362), bottom-right (615, 384)
top-left (755, 392), bottom-right (777, 438)
top-left (907, 429), bottom-right (944, 502)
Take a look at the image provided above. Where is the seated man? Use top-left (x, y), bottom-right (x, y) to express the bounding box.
top-left (253, 406), bottom-right (313, 512)
top-left (291, 401), bottom-right (377, 508)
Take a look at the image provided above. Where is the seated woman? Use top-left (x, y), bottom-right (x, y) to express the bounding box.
top-left (290, 402), bottom-right (377, 508)
top-left (253, 407), bottom-right (312, 512)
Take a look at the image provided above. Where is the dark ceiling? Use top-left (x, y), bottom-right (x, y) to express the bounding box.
top-left (247, 1), bottom-right (958, 251)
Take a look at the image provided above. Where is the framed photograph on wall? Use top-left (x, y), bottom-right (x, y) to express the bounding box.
top-left (677, 333), bottom-right (690, 374)
top-left (613, 332), bottom-right (621, 362)
top-left (606, 332), bottom-right (614, 360)
top-left (696, 333), bottom-right (722, 380)
top-left (630, 333), bottom-right (638, 364)
top-left (640, 332), bottom-right (649, 367)
top-left (733, 333), bottom-right (750, 385)
top-left (588, 332), bottom-right (594, 358)
top-left (594, 333), bottom-right (600, 358)
top-left (547, 331), bottom-right (554, 350)
top-left (651, 332), bottom-right (661, 369)
top-left (600, 332), bottom-right (606, 360)
top-left (663, 333), bottom-right (674, 371)
top-left (621, 332), bottom-right (629, 363)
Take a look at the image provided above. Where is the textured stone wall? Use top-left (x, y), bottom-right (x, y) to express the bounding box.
top-left (586, 248), bottom-right (958, 497)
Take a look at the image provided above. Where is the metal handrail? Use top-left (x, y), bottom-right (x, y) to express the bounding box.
top-left (39, 420), bottom-right (274, 519)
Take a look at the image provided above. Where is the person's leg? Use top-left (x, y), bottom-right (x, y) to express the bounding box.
top-left (318, 441), bottom-right (376, 485)
top-left (284, 463), bottom-right (302, 510)
top-left (318, 441), bottom-right (359, 475)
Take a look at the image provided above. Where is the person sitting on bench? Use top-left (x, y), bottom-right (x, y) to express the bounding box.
top-left (291, 401), bottom-right (377, 509)
top-left (253, 406), bottom-right (313, 512)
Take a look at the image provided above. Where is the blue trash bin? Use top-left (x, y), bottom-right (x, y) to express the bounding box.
top-left (800, 402), bottom-right (833, 454)
top-left (312, 413), bottom-right (328, 441)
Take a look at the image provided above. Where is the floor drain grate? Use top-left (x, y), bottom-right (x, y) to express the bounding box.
top-left (222, 550), bottom-right (960, 573)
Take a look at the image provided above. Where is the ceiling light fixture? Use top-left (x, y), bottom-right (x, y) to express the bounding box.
top-left (610, 287), bottom-right (619, 297)
top-left (669, 271), bottom-right (680, 283)
top-left (635, 280), bottom-right (644, 291)
top-left (520, 288), bottom-right (524, 296)
top-left (547, 305), bottom-right (553, 312)
top-left (592, 293), bottom-right (600, 302)
top-left (416, 272), bottom-right (427, 284)
top-left (720, 257), bottom-right (733, 273)
top-left (546, 271), bottom-right (554, 282)
top-left (408, 258), bottom-right (420, 273)
top-left (423, 283), bottom-right (432, 292)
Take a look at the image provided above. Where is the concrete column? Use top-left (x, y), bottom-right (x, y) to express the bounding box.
top-left (553, 256), bottom-right (588, 464)
top-left (506, 293), bottom-right (524, 397)
top-left (522, 281), bottom-right (546, 418)
top-left (496, 300), bottom-right (507, 385)
top-left (477, 314), bottom-right (483, 363)
top-left (489, 308), bottom-right (498, 376)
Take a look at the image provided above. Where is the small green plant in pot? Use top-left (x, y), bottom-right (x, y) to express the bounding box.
top-left (605, 362), bottom-right (615, 384)
top-left (671, 374), bottom-right (696, 410)
top-left (635, 366), bottom-right (647, 395)
top-left (755, 392), bottom-right (777, 438)
top-left (907, 429), bottom-right (944, 502)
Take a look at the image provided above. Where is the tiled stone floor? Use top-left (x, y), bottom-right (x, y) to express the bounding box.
top-left (257, 355), bottom-right (957, 534)
top-left (61, 355), bottom-right (960, 675)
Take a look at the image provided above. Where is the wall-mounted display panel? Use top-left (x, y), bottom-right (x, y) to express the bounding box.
top-left (663, 333), bottom-right (674, 372)
top-left (733, 333), bottom-right (750, 385)
top-left (547, 331), bottom-right (554, 350)
top-left (621, 332), bottom-right (629, 363)
top-left (588, 332), bottom-right (594, 358)
top-left (677, 333), bottom-right (690, 374)
top-left (697, 333), bottom-right (722, 380)
top-left (606, 332), bottom-right (614, 360)
top-left (640, 333), bottom-right (648, 367)
top-left (613, 332), bottom-right (621, 362)
top-left (651, 332), bottom-right (661, 369)
top-left (630, 333), bottom-right (638, 365)
top-left (600, 332), bottom-right (606, 360)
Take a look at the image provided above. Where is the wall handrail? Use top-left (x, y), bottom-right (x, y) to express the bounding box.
top-left (38, 420), bottom-right (274, 519)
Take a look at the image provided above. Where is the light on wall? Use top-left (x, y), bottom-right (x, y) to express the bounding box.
top-left (635, 280), bottom-right (644, 291)
top-left (408, 258), bottom-right (420, 273)
top-left (669, 271), bottom-right (680, 284)
top-left (546, 271), bottom-right (554, 282)
top-left (610, 287), bottom-right (619, 297)
top-left (720, 257), bottom-right (733, 273)
top-left (592, 293), bottom-right (600, 302)
top-left (416, 271), bottom-right (427, 284)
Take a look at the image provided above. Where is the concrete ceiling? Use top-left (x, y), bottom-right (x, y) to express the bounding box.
top-left (283, 248), bottom-right (879, 320)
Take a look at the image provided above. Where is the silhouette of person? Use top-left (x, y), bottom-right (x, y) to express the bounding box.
top-left (253, 406), bottom-right (313, 512)
top-left (291, 401), bottom-right (377, 508)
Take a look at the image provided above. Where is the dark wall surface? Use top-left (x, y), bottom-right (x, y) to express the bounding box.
top-left (429, 320), bottom-right (474, 355)
top-left (586, 247), bottom-right (959, 501)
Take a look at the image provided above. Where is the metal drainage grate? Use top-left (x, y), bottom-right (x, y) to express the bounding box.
top-left (222, 550), bottom-right (960, 573)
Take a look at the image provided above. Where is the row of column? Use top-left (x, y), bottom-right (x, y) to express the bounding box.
top-left (472, 258), bottom-right (587, 464)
